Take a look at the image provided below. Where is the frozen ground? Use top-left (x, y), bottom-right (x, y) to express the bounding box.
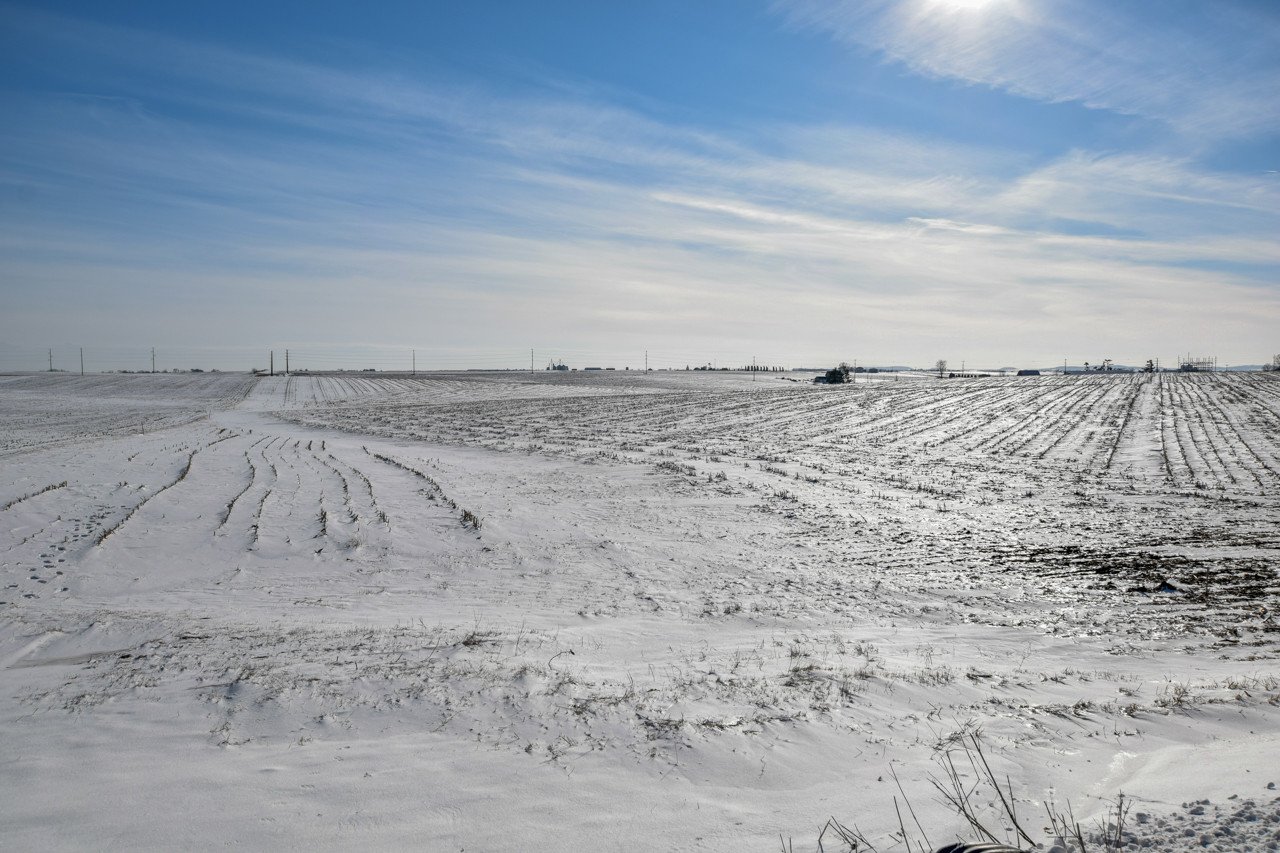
top-left (1, 370), bottom-right (1277, 851)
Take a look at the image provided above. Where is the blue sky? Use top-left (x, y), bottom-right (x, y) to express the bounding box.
top-left (1, 0), bottom-right (1277, 370)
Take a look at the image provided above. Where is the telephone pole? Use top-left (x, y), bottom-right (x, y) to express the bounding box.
top-left (80, 347), bottom-right (84, 376)
top-left (48, 349), bottom-right (52, 372)
top-left (151, 347), bottom-right (156, 374)
top-left (645, 350), bottom-right (648, 371)
top-left (285, 349), bottom-right (289, 374)
top-left (270, 350), bottom-right (274, 376)
top-left (413, 349), bottom-right (417, 376)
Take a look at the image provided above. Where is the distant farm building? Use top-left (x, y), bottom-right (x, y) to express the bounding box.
top-left (1179, 354), bottom-right (1218, 372)
top-left (1016, 369), bottom-right (1041, 376)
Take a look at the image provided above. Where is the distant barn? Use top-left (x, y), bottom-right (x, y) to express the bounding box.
top-left (1016, 369), bottom-right (1040, 376)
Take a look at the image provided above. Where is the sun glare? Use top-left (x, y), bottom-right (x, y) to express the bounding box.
top-left (931, 0), bottom-right (1001, 10)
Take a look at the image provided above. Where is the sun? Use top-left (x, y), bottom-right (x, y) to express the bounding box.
top-left (921, 0), bottom-right (1020, 20)
top-left (930, 0), bottom-right (1003, 10)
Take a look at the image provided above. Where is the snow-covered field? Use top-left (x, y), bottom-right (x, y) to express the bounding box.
top-left (2, 370), bottom-right (1278, 851)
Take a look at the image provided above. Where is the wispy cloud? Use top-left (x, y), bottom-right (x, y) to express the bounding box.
top-left (775, 0), bottom-right (1280, 140)
top-left (1, 4), bottom-right (1277, 366)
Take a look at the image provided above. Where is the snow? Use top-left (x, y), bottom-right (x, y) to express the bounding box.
top-left (2, 370), bottom-right (1278, 850)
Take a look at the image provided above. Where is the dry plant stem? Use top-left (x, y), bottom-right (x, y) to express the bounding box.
top-left (815, 817), bottom-right (874, 853)
top-left (966, 734), bottom-right (1037, 848)
top-left (928, 734), bottom-right (1042, 850)
top-left (890, 765), bottom-right (931, 849)
top-left (1044, 798), bottom-right (1087, 852)
top-left (893, 797), bottom-right (929, 853)
top-left (931, 748), bottom-right (1000, 844)
top-left (1103, 793), bottom-right (1130, 850)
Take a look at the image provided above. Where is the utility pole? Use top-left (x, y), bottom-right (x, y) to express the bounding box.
top-left (270, 350), bottom-right (274, 377)
top-left (645, 350), bottom-right (648, 371)
top-left (48, 349), bottom-right (52, 372)
top-left (285, 349), bottom-right (289, 375)
top-left (80, 347), bottom-right (84, 376)
top-left (151, 347), bottom-right (156, 374)
top-left (413, 349), bottom-right (417, 376)
top-left (530, 348), bottom-right (533, 374)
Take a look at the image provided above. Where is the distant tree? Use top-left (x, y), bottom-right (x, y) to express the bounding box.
top-left (935, 359), bottom-right (947, 378)
top-left (824, 364), bottom-right (850, 384)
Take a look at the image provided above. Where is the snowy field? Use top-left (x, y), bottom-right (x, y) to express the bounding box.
top-left (2, 370), bottom-right (1278, 851)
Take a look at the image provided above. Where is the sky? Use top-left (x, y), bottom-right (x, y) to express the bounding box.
top-left (1, 0), bottom-right (1277, 371)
